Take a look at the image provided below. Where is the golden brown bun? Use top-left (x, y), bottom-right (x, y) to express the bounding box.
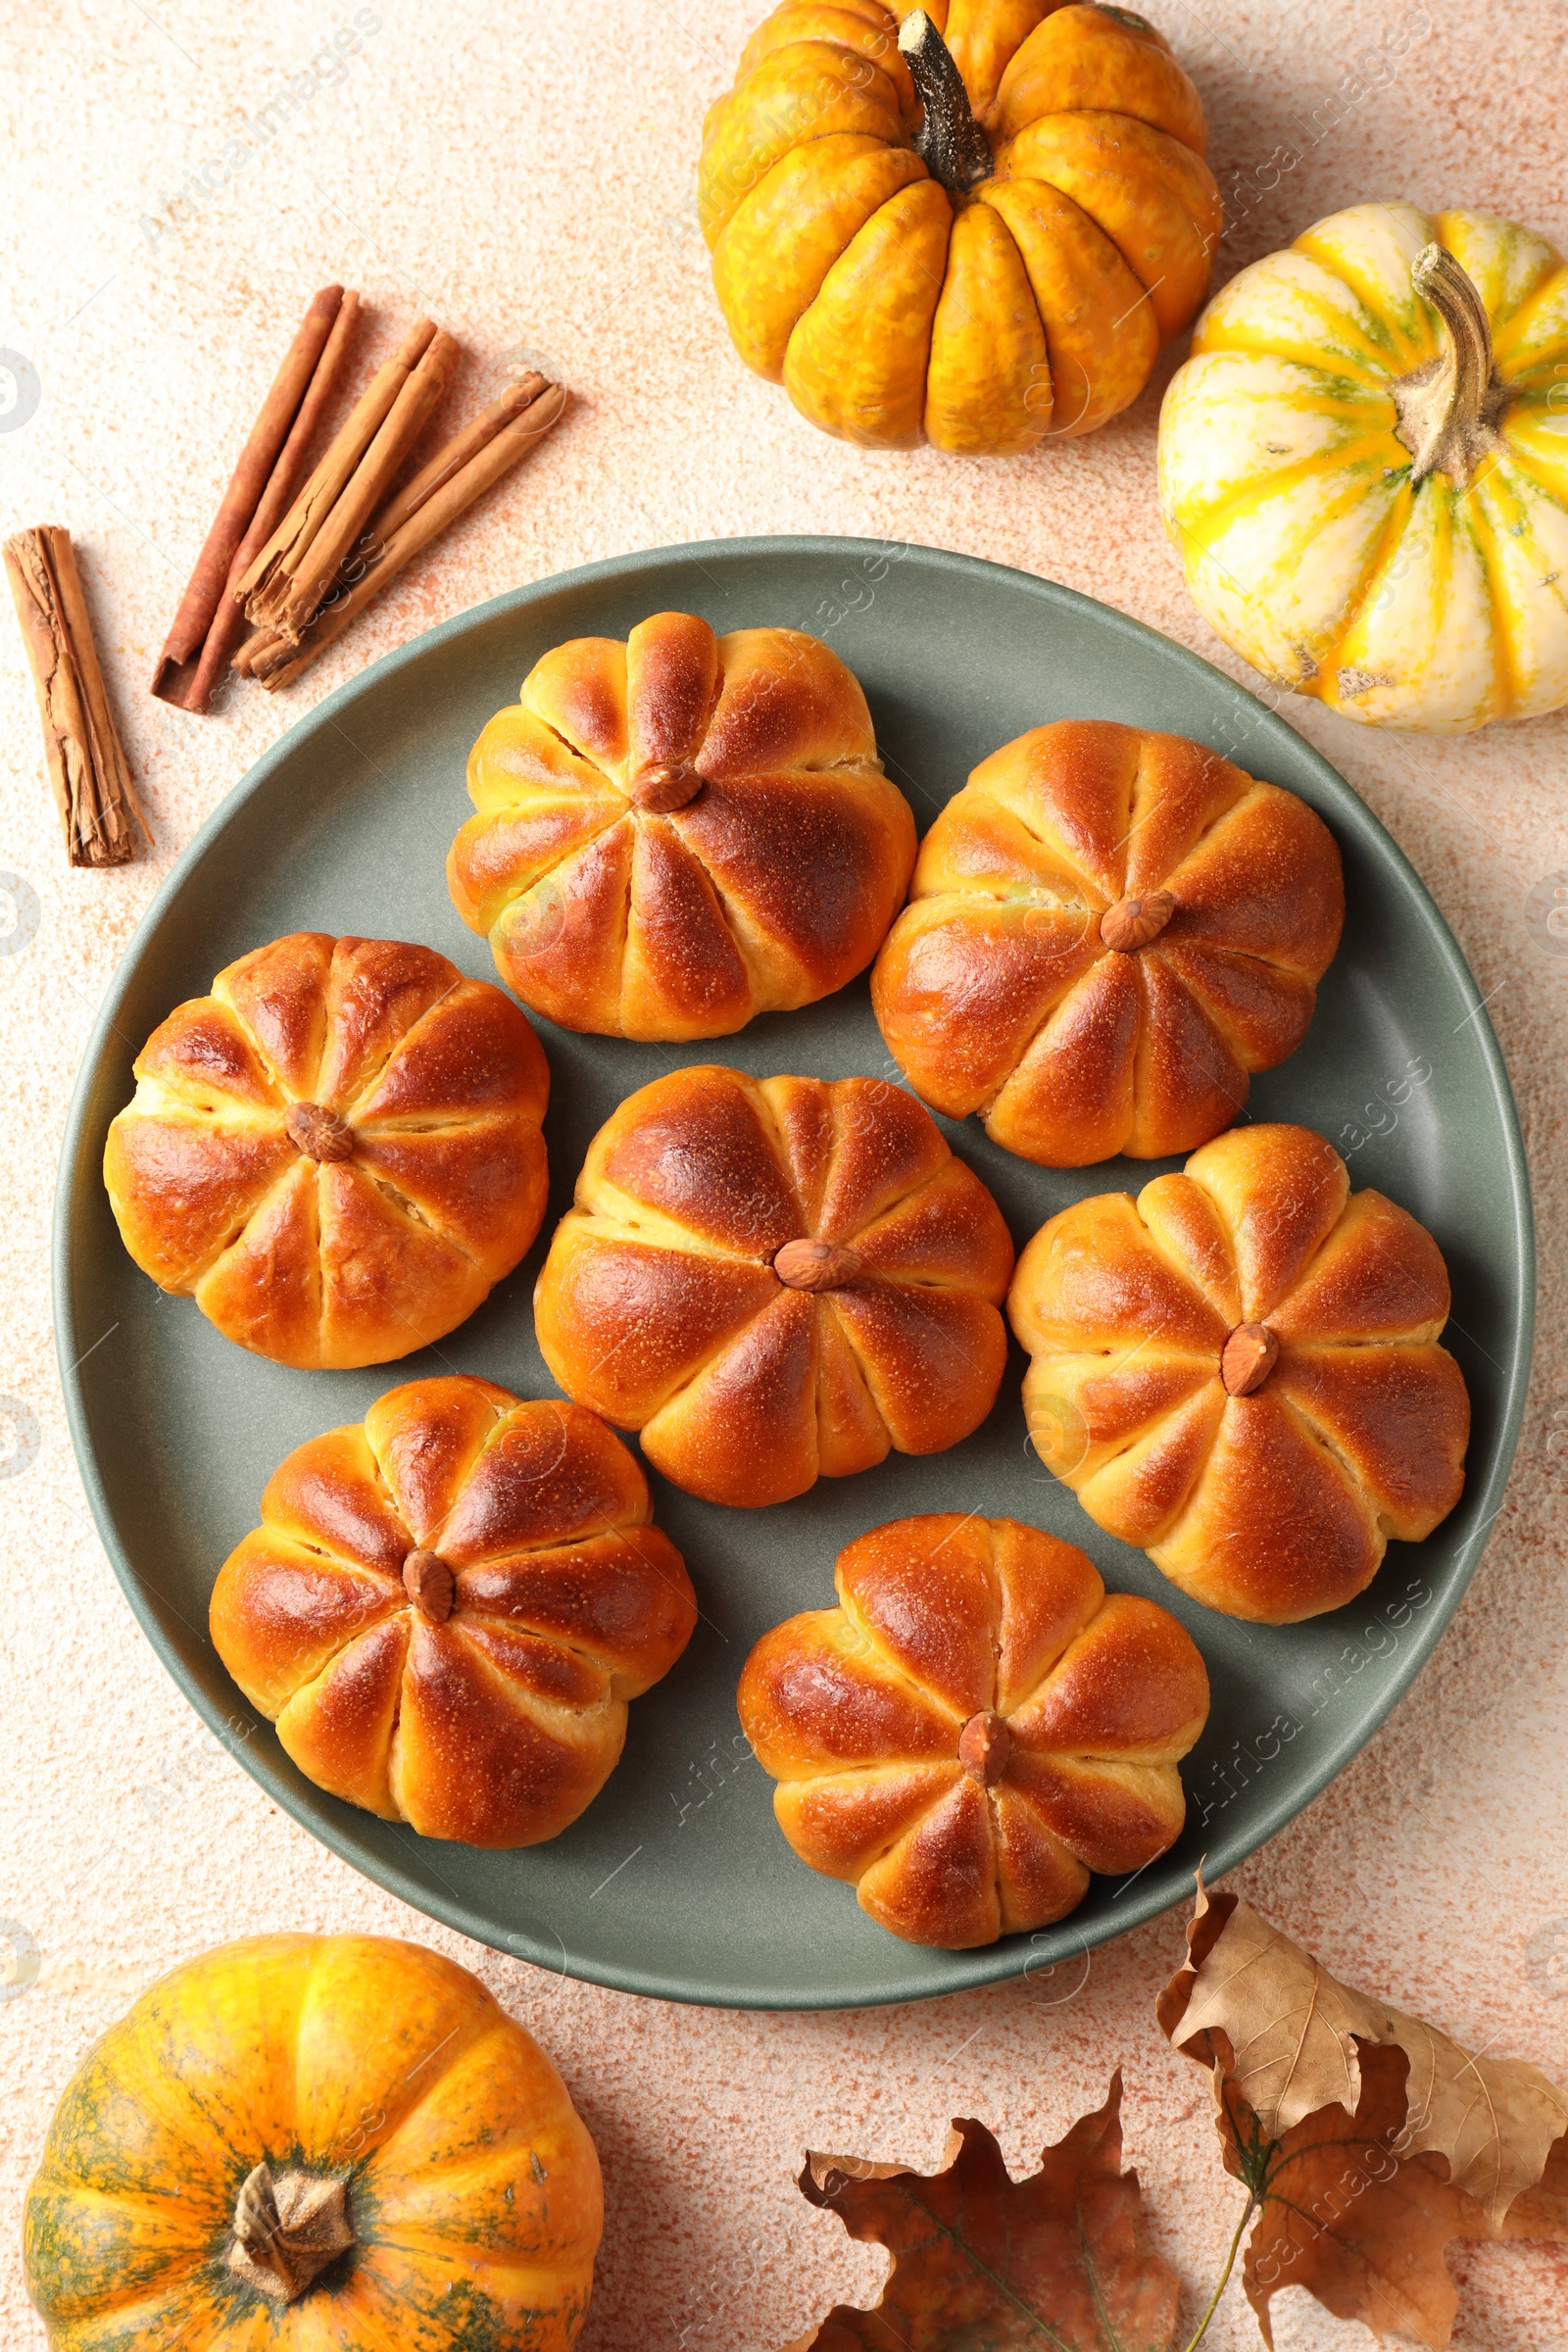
top-left (448, 612), bottom-right (916, 1040)
top-left (211, 1376), bottom-right (697, 1846)
top-left (1008, 1124), bottom-right (1470, 1623)
top-left (534, 1067), bottom-right (1014, 1507)
top-left (103, 933), bottom-right (550, 1369)
top-left (871, 721), bottom-right (1344, 1164)
top-left (738, 1514), bottom-right (1208, 1949)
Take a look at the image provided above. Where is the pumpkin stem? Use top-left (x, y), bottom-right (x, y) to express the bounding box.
top-left (898, 11), bottom-right (993, 194)
top-left (1392, 243), bottom-right (1508, 489)
top-left (227, 2162), bottom-right (356, 2305)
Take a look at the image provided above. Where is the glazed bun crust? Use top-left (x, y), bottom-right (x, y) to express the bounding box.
top-left (534, 1067), bottom-right (1015, 1507)
top-left (738, 1514), bottom-right (1209, 1949)
top-left (104, 934), bottom-right (551, 1369)
top-left (448, 612), bottom-right (916, 1040)
top-left (872, 720), bottom-right (1344, 1165)
top-left (211, 1378), bottom-right (697, 1847)
top-left (1008, 1123), bottom-right (1470, 1623)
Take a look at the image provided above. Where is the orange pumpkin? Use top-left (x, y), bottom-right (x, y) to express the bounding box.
top-left (699, 0), bottom-right (1222, 453)
top-left (24, 1935), bottom-right (602, 2350)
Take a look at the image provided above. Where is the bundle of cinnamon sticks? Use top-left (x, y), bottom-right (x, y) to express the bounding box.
top-left (152, 285), bottom-right (567, 710)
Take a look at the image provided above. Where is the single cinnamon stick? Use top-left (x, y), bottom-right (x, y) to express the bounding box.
top-left (7, 527), bottom-right (148, 866)
top-left (236, 318), bottom-right (437, 627)
top-left (151, 285), bottom-right (343, 705)
top-left (374, 370), bottom-right (550, 541)
top-left (244, 381), bottom-right (569, 691)
top-left (179, 291), bottom-right (362, 713)
top-left (252, 328), bottom-right (458, 645)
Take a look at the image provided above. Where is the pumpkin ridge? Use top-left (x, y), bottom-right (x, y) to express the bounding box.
top-left (1491, 435), bottom-right (1568, 541)
top-left (355, 2024), bottom-right (529, 2180)
top-left (1197, 461), bottom-right (1411, 646)
top-left (1294, 478), bottom-right (1417, 683)
top-left (1171, 426), bottom-right (1403, 562)
top-left (1199, 297), bottom-right (1405, 384)
top-left (1462, 481), bottom-right (1524, 722)
top-left (1289, 242), bottom-right (1428, 368)
top-left (1489, 260), bottom-right (1568, 371)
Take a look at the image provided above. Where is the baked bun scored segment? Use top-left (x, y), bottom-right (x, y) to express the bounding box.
top-left (737, 1515), bottom-right (1209, 1951)
top-left (533, 1067), bottom-right (1015, 1509)
top-left (871, 720), bottom-right (1345, 1166)
top-left (1008, 1124), bottom-right (1471, 1625)
top-left (211, 1377), bottom-right (697, 1847)
top-left (103, 933), bottom-right (551, 1370)
top-left (447, 611), bottom-right (917, 1041)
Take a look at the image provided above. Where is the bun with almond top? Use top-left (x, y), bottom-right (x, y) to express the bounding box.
top-left (738, 1513), bottom-right (1208, 1949)
top-left (103, 932), bottom-right (550, 1369)
top-left (449, 611), bottom-right (916, 1040)
top-left (533, 1065), bottom-right (1014, 1507)
top-left (1008, 1123), bottom-right (1470, 1622)
top-left (211, 1377), bottom-right (696, 1846)
top-left (872, 719), bottom-right (1343, 1165)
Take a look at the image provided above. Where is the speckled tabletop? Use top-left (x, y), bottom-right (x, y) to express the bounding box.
top-left (3, 3), bottom-right (1567, 2346)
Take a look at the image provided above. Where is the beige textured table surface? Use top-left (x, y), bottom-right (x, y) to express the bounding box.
top-left (3, 3), bottom-right (1567, 2346)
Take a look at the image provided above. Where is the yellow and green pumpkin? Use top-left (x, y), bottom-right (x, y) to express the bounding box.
top-left (24, 1935), bottom-right (602, 2350)
top-left (700, 0), bottom-right (1223, 454)
top-left (1158, 203), bottom-right (1568, 732)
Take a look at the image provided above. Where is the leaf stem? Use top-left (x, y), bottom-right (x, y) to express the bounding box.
top-left (1179, 2193), bottom-right (1256, 2352)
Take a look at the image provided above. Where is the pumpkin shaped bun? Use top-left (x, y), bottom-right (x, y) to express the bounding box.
top-left (700, 2), bottom-right (1222, 453)
top-left (534, 1067), bottom-right (1015, 1507)
top-left (211, 1377), bottom-right (697, 1845)
top-left (104, 932), bottom-right (551, 1368)
top-left (448, 612), bottom-right (916, 1040)
top-left (1008, 1126), bottom-right (1471, 1624)
top-left (24, 1935), bottom-right (602, 2346)
top-left (871, 720), bottom-right (1344, 1165)
top-left (738, 1514), bottom-right (1209, 1948)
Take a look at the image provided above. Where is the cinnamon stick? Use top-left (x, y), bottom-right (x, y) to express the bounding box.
top-left (178, 291), bottom-right (362, 713)
top-left (151, 285), bottom-right (344, 706)
top-left (242, 381), bottom-right (569, 691)
top-left (7, 527), bottom-right (147, 866)
top-left (236, 318), bottom-right (437, 628)
top-left (374, 370), bottom-right (550, 541)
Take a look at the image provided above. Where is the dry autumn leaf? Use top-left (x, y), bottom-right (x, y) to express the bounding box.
top-left (783, 2073), bottom-right (1182, 2352)
top-left (1158, 1878), bottom-right (1568, 2348)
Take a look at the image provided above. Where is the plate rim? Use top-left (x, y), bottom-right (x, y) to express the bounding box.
top-left (53, 532), bottom-right (1537, 2009)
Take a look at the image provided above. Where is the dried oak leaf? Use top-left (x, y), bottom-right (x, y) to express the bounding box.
top-left (1157, 1879), bottom-right (1568, 2348)
top-left (782, 2072), bottom-right (1180, 2352)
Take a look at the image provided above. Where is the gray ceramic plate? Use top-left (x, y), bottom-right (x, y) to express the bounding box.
top-left (56, 537), bottom-right (1533, 2010)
